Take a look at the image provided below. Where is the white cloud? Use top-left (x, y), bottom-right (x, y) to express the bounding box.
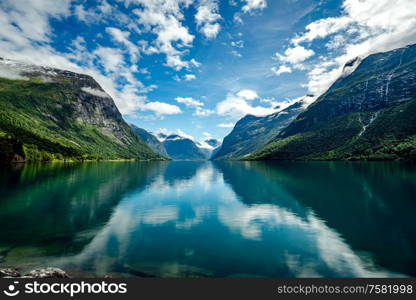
top-left (174, 74), bottom-right (196, 81)
top-left (177, 129), bottom-right (195, 140)
top-left (216, 90), bottom-right (277, 119)
top-left (106, 27), bottom-right (140, 63)
top-left (81, 87), bottom-right (111, 98)
top-left (184, 74), bottom-right (197, 81)
top-left (201, 23), bottom-right (221, 39)
top-left (93, 47), bottom-right (125, 73)
top-left (283, 0), bottom-right (416, 96)
top-left (74, 4), bottom-right (100, 23)
top-left (154, 128), bottom-right (195, 141)
top-left (291, 16), bottom-right (351, 45)
top-left (174, 95), bottom-right (215, 116)
top-left (241, 0), bottom-right (267, 13)
top-left (197, 140), bottom-right (215, 150)
top-left (217, 123), bottom-right (235, 128)
top-left (236, 89), bottom-right (258, 100)
top-left (131, 0), bottom-right (196, 70)
top-left (194, 107), bottom-right (215, 116)
top-left (175, 96), bottom-right (204, 107)
top-left (276, 45), bottom-right (315, 64)
top-left (195, 0), bottom-right (221, 39)
top-left (272, 65), bottom-right (292, 76)
top-left (0, 0), bottom-right (71, 43)
top-left (143, 101), bottom-right (182, 115)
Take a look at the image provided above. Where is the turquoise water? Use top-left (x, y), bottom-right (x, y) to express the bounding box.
top-left (0, 161), bottom-right (415, 277)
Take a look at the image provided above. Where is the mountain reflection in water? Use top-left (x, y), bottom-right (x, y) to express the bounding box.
top-left (0, 161), bottom-right (415, 277)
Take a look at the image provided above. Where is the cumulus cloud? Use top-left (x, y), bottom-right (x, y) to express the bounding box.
top-left (131, 0), bottom-right (197, 70)
top-left (174, 96), bottom-right (214, 116)
top-left (216, 90), bottom-right (277, 119)
top-left (93, 47), bottom-right (125, 73)
top-left (272, 65), bottom-right (292, 75)
top-left (175, 96), bottom-right (204, 107)
top-left (184, 74), bottom-right (197, 81)
top-left (236, 89), bottom-right (258, 100)
top-left (276, 45), bottom-right (315, 64)
top-left (291, 16), bottom-right (351, 46)
top-left (241, 0), bottom-right (267, 13)
top-left (195, 0), bottom-right (222, 39)
top-left (143, 101), bottom-right (182, 115)
top-left (279, 0), bottom-right (416, 96)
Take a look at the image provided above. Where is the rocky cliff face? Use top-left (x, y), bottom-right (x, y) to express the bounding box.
top-left (249, 44), bottom-right (416, 161)
top-left (213, 98), bottom-right (309, 160)
top-left (0, 58), bottom-right (160, 162)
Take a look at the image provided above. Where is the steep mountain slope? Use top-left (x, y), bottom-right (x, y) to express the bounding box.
top-left (0, 58), bottom-right (161, 163)
top-left (249, 44), bottom-right (416, 161)
top-left (131, 125), bottom-right (168, 157)
top-left (162, 134), bottom-right (207, 160)
top-left (212, 98), bottom-right (309, 160)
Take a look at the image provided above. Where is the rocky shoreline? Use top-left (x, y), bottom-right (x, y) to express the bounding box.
top-left (0, 267), bottom-right (69, 278)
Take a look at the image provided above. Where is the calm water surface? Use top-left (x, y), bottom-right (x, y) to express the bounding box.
top-left (0, 161), bottom-right (415, 277)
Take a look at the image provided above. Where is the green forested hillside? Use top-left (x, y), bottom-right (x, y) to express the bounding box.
top-left (0, 64), bottom-right (161, 163)
top-left (212, 98), bottom-right (307, 160)
top-left (248, 44), bottom-right (416, 161)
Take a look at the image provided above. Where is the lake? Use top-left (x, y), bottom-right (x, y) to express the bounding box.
top-left (0, 161), bottom-right (415, 277)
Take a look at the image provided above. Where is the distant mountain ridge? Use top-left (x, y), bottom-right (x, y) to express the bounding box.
top-left (148, 132), bottom-right (221, 160)
top-left (212, 97), bottom-right (312, 160)
top-left (0, 58), bottom-right (161, 163)
top-left (161, 134), bottom-right (207, 160)
top-left (249, 44), bottom-right (416, 161)
top-left (130, 125), bottom-right (168, 157)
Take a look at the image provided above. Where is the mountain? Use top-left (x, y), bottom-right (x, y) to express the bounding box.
top-left (0, 58), bottom-right (161, 163)
top-left (204, 138), bottom-right (222, 149)
top-left (248, 44), bottom-right (416, 161)
top-left (161, 134), bottom-right (207, 160)
top-left (212, 98), bottom-right (310, 160)
top-left (197, 138), bottom-right (222, 159)
top-left (130, 125), bottom-right (168, 157)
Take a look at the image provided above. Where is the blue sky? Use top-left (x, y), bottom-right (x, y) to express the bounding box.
top-left (0, 0), bottom-right (415, 142)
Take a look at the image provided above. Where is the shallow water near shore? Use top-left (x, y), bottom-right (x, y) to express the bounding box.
top-left (0, 161), bottom-right (415, 277)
